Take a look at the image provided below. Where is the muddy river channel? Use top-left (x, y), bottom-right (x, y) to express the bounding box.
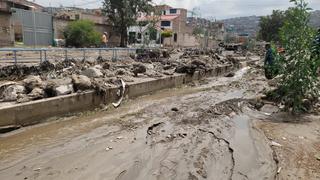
top-left (0, 67), bottom-right (319, 180)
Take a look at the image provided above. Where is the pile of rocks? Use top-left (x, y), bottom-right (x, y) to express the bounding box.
top-left (0, 48), bottom-right (244, 104)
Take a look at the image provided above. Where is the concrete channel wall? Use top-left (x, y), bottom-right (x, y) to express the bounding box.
top-left (0, 64), bottom-right (238, 128)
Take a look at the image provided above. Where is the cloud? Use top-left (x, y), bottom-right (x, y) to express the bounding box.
top-left (36, 0), bottom-right (320, 19)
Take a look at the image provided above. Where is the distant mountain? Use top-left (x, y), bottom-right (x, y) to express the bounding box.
top-left (221, 16), bottom-right (261, 37)
top-left (222, 10), bottom-right (320, 37)
top-left (310, 10), bottom-right (320, 28)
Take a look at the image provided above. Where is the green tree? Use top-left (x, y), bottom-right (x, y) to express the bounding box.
top-left (102, 0), bottom-right (153, 47)
top-left (275, 0), bottom-right (319, 113)
top-left (258, 10), bottom-right (286, 42)
top-left (63, 20), bottom-right (101, 48)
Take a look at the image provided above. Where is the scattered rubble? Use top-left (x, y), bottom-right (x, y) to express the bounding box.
top-left (0, 48), bottom-right (244, 104)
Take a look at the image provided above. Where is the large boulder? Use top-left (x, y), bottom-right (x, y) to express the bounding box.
top-left (55, 84), bottom-right (74, 96)
top-left (23, 75), bottom-right (43, 92)
top-left (72, 75), bottom-right (92, 91)
top-left (2, 85), bottom-right (25, 102)
top-left (81, 67), bottom-right (103, 78)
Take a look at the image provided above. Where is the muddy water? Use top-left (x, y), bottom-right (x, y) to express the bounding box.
top-left (0, 68), bottom-right (277, 180)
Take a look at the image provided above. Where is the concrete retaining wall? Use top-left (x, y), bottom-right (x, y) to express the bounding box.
top-left (0, 64), bottom-right (238, 128)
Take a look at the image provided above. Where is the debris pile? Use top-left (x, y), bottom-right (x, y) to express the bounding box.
top-left (0, 48), bottom-right (243, 104)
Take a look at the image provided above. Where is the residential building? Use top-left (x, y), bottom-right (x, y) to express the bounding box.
top-left (48, 7), bottom-right (120, 47)
top-left (0, 0), bottom-right (44, 47)
top-left (128, 5), bottom-right (201, 47)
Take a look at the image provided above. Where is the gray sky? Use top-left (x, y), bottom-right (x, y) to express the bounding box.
top-left (35, 0), bottom-right (320, 19)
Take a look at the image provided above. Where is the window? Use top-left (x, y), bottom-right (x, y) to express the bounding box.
top-left (161, 21), bottom-right (171, 27)
top-left (170, 9), bottom-right (177, 14)
top-left (174, 33), bottom-right (178, 42)
top-left (162, 10), bottom-right (166, 15)
top-left (75, 14), bottom-right (80, 20)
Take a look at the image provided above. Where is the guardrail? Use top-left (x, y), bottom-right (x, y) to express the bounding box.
top-left (0, 48), bottom-right (140, 64)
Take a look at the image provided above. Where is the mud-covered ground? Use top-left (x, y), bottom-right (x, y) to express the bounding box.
top-left (0, 63), bottom-right (319, 180)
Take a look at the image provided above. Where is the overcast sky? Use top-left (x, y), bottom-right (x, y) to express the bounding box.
top-left (35, 0), bottom-right (320, 19)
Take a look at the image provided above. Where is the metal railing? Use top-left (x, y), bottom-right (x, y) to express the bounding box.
top-left (0, 48), bottom-right (139, 64)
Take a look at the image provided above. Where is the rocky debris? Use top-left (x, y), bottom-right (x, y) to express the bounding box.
top-left (171, 107), bottom-right (179, 112)
top-left (136, 49), bottom-right (161, 61)
top-left (0, 81), bottom-right (17, 96)
top-left (82, 67), bottom-right (103, 78)
top-left (191, 60), bottom-right (206, 67)
top-left (40, 61), bottom-right (55, 72)
top-left (175, 64), bottom-right (197, 75)
top-left (17, 94), bottom-right (30, 103)
top-left (162, 50), bottom-right (171, 58)
top-left (97, 56), bottom-right (108, 63)
top-left (116, 68), bottom-right (127, 76)
top-left (132, 64), bottom-right (147, 76)
top-left (2, 84), bottom-right (25, 102)
top-left (55, 84), bottom-right (74, 96)
top-left (72, 75), bottom-right (92, 91)
top-left (225, 72), bottom-right (235, 77)
top-left (102, 63), bottom-right (110, 70)
top-left (0, 48), bottom-right (250, 104)
top-left (28, 88), bottom-right (45, 100)
top-left (0, 65), bottom-right (40, 79)
top-left (23, 75), bottom-right (43, 92)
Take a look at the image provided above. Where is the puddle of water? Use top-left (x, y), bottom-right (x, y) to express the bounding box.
top-left (231, 115), bottom-right (260, 178)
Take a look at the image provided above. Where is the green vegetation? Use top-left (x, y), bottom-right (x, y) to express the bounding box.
top-left (258, 10), bottom-right (286, 43)
top-left (270, 0), bottom-right (319, 113)
top-left (63, 20), bottom-right (101, 48)
top-left (102, 0), bottom-right (153, 47)
top-left (161, 30), bottom-right (173, 38)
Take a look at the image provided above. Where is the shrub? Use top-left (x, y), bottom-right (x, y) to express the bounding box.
top-left (161, 30), bottom-right (173, 38)
top-left (64, 20), bottom-right (101, 48)
top-left (275, 0), bottom-right (319, 113)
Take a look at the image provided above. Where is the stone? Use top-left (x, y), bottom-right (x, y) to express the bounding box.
top-left (0, 81), bottom-right (17, 96)
top-left (72, 75), bottom-right (92, 91)
top-left (132, 64), bottom-right (147, 76)
top-left (104, 69), bottom-right (115, 77)
top-left (23, 75), bottom-right (43, 92)
top-left (260, 104), bottom-right (280, 114)
top-left (55, 84), bottom-right (74, 96)
top-left (82, 67), bottom-right (103, 78)
top-left (17, 94), bottom-right (31, 103)
top-left (2, 85), bottom-right (25, 102)
top-left (191, 60), bottom-right (206, 67)
top-left (225, 72), bottom-right (235, 77)
top-left (28, 88), bottom-right (45, 100)
top-left (94, 65), bottom-right (103, 70)
top-left (116, 68), bottom-right (126, 76)
top-left (162, 50), bottom-right (170, 58)
top-left (175, 64), bottom-right (197, 75)
top-left (102, 63), bottom-right (110, 69)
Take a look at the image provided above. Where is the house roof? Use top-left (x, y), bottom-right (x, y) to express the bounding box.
top-left (4, 0), bottom-right (44, 10)
top-left (160, 15), bottom-right (178, 21)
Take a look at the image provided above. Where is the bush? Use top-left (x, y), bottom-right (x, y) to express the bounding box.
top-left (161, 30), bottom-right (173, 38)
top-left (275, 0), bottom-right (319, 113)
top-left (64, 20), bottom-right (101, 48)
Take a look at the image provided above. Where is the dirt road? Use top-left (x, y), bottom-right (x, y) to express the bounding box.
top-left (0, 66), bottom-right (319, 180)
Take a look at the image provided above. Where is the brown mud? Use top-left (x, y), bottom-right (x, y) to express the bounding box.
top-left (0, 65), bottom-right (318, 180)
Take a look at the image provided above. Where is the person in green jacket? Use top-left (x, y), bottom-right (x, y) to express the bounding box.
top-left (264, 43), bottom-right (275, 79)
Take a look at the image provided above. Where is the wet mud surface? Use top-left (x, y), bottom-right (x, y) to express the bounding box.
top-left (0, 66), bottom-right (318, 180)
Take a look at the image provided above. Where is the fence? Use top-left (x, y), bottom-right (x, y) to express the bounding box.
top-left (12, 8), bottom-right (53, 46)
top-left (0, 48), bottom-right (138, 64)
